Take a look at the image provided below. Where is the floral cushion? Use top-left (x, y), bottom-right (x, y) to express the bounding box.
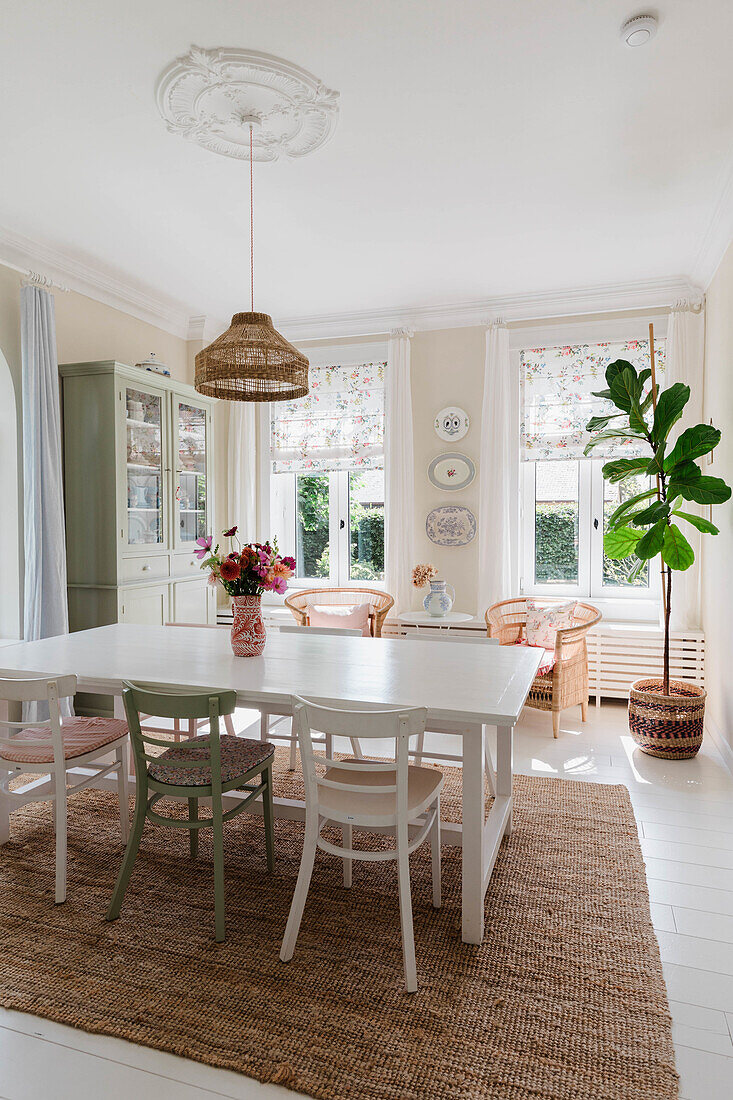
top-left (525, 600), bottom-right (577, 650)
top-left (514, 641), bottom-right (557, 678)
top-left (148, 735), bottom-right (275, 787)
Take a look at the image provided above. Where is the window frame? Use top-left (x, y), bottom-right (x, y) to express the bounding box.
top-left (521, 457), bottom-right (661, 619)
top-left (270, 468), bottom-right (386, 590)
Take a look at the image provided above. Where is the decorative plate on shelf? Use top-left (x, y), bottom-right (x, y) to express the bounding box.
top-left (426, 505), bottom-right (477, 547)
top-left (427, 452), bottom-right (476, 491)
top-left (434, 406), bottom-right (470, 441)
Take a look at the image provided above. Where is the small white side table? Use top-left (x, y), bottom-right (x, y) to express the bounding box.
top-left (398, 611), bottom-right (475, 631)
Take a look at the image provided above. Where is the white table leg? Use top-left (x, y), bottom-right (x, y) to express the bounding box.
top-left (461, 723), bottom-right (485, 944)
top-left (496, 725), bottom-right (513, 836)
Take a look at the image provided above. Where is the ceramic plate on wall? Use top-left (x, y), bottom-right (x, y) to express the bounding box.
top-left (434, 406), bottom-right (470, 441)
top-left (427, 452), bottom-right (476, 491)
top-left (426, 505), bottom-right (477, 547)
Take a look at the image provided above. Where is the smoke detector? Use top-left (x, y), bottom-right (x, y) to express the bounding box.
top-left (620, 14), bottom-right (658, 47)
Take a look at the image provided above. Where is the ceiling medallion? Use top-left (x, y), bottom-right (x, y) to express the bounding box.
top-left (156, 46), bottom-right (340, 162)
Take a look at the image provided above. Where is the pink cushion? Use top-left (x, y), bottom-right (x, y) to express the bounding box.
top-left (307, 603), bottom-right (371, 636)
top-left (0, 717), bottom-right (128, 764)
top-left (525, 599), bottom-right (577, 650)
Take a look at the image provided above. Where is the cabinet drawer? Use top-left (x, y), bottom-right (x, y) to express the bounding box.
top-left (121, 555), bottom-right (170, 584)
top-left (171, 553), bottom-right (205, 578)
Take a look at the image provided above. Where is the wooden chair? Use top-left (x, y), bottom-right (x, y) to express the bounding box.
top-left (161, 623), bottom-right (239, 741)
top-left (280, 696), bottom-right (443, 993)
top-left (485, 598), bottom-right (602, 737)
top-left (284, 587), bottom-right (394, 637)
top-left (0, 671), bottom-right (129, 903)
top-left (270, 624), bottom-right (363, 769)
top-left (106, 681), bottom-right (275, 942)
top-left (404, 632), bottom-right (499, 793)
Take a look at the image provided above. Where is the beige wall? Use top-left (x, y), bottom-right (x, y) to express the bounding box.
top-left (0, 260), bottom-right (191, 637)
top-left (702, 241), bottom-right (733, 757)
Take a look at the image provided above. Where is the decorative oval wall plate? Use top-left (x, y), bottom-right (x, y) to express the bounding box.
top-left (427, 452), bottom-right (476, 491)
top-left (434, 406), bottom-right (470, 441)
top-left (426, 505), bottom-right (477, 547)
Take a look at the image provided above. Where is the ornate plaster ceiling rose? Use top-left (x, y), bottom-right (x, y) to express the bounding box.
top-left (156, 46), bottom-right (340, 162)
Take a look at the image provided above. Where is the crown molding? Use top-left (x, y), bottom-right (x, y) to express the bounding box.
top-left (691, 159), bottom-right (733, 290)
top-left (0, 226), bottom-right (191, 340)
top-left (276, 276), bottom-right (702, 342)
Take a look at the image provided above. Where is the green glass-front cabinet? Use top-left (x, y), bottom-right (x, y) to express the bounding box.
top-left (60, 362), bottom-right (217, 708)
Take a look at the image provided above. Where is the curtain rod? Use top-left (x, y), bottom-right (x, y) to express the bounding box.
top-left (20, 271), bottom-right (70, 293)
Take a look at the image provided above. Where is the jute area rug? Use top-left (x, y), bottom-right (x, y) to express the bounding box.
top-left (0, 750), bottom-right (678, 1100)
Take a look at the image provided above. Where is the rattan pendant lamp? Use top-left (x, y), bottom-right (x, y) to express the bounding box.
top-left (195, 122), bottom-right (309, 403)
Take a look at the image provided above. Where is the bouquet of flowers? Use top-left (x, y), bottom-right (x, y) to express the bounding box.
top-left (195, 526), bottom-right (296, 597)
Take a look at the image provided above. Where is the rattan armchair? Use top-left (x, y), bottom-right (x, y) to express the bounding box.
top-left (485, 598), bottom-right (601, 738)
top-left (284, 587), bottom-right (395, 638)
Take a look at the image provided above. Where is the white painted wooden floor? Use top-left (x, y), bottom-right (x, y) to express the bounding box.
top-left (1, 701), bottom-right (732, 1100)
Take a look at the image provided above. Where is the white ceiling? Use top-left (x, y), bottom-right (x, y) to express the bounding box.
top-left (1, 0), bottom-right (732, 334)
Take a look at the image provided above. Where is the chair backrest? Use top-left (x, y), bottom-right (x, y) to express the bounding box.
top-left (485, 598), bottom-right (601, 643)
top-left (280, 624), bottom-right (362, 637)
top-left (292, 695), bottom-right (426, 823)
top-left (284, 588), bottom-right (395, 637)
top-left (405, 632), bottom-right (499, 645)
top-left (0, 672), bottom-right (77, 763)
top-left (122, 681), bottom-right (237, 790)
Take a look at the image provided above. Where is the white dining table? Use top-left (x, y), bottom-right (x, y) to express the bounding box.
top-left (0, 623), bottom-right (541, 944)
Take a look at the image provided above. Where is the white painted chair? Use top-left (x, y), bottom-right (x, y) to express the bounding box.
top-left (274, 624), bottom-right (363, 768)
top-left (404, 631), bottom-right (499, 796)
top-left (280, 696), bottom-right (443, 993)
top-left (0, 671), bottom-right (129, 903)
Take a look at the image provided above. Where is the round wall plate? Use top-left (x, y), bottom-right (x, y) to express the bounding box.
top-left (426, 505), bottom-right (477, 547)
top-left (434, 406), bottom-right (469, 441)
top-left (427, 452), bottom-right (476, 491)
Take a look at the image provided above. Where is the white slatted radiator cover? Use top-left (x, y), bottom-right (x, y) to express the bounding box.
top-left (587, 626), bottom-right (705, 704)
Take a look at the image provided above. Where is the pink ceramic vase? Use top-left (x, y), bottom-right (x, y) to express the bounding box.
top-left (231, 595), bottom-right (266, 657)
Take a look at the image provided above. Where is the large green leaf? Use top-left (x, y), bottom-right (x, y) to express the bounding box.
top-left (607, 488), bottom-right (658, 529)
top-left (610, 367), bottom-right (647, 433)
top-left (603, 526), bottom-right (642, 560)
top-left (672, 509), bottom-right (719, 535)
top-left (631, 501), bottom-right (670, 527)
top-left (652, 383), bottom-right (690, 443)
top-left (600, 456), bottom-right (652, 482)
top-left (668, 462), bottom-right (732, 505)
top-left (636, 520), bottom-right (667, 560)
top-left (662, 523), bottom-right (695, 571)
top-left (605, 359), bottom-right (635, 389)
top-left (664, 424), bottom-right (721, 471)
top-left (586, 413), bottom-right (624, 433)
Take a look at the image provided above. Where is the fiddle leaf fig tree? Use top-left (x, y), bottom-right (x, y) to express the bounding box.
top-left (584, 360), bottom-right (731, 696)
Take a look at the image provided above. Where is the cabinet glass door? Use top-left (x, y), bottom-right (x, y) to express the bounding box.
top-left (125, 387), bottom-right (164, 547)
top-left (175, 401), bottom-right (208, 546)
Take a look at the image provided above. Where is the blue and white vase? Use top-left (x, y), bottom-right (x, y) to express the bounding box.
top-left (423, 579), bottom-right (456, 618)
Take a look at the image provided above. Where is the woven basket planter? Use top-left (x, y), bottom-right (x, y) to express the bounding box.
top-left (628, 678), bottom-right (706, 760)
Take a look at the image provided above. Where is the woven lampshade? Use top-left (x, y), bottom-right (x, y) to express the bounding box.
top-left (194, 312), bottom-right (309, 402)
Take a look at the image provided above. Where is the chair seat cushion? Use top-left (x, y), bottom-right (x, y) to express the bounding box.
top-left (319, 762), bottom-right (443, 820)
top-left (514, 641), bottom-right (556, 677)
top-left (0, 717), bottom-right (128, 764)
top-left (148, 735), bottom-right (275, 787)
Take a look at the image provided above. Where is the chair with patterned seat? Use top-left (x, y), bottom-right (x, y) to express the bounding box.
top-left (105, 681), bottom-right (276, 942)
top-left (0, 672), bottom-right (130, 903)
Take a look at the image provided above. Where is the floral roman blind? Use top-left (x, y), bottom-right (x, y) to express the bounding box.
top-left (520, 339), bottom-right (666, 461)
top-left (270, 360), bottom-right (386, 475)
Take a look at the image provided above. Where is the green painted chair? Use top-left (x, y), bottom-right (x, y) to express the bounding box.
top-left (106, 681), bottom-right (276, 942)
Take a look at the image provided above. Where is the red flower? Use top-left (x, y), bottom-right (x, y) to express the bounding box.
top-left (223, 526), bottom-right (238, 538)
top-left (220, 557), bottom-right (240, 581)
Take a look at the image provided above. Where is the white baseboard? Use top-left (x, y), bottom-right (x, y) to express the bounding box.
top-left (704, 711), bottom-right (733, 777)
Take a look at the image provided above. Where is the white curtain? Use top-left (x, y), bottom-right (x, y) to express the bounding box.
top-left (476, 322), bottom-right (519, 616)
top-left (228, 402), bottom-right (270, 543)
top-left (665, 303), bottom-right (706, 631)
top-left (21, 285), bottom-right (69, 643)
top-left (385, 329), bottom-right (414, 615)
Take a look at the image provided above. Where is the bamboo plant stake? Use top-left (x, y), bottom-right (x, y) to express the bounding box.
top-left (649, 322), bottom-right (670, 691)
